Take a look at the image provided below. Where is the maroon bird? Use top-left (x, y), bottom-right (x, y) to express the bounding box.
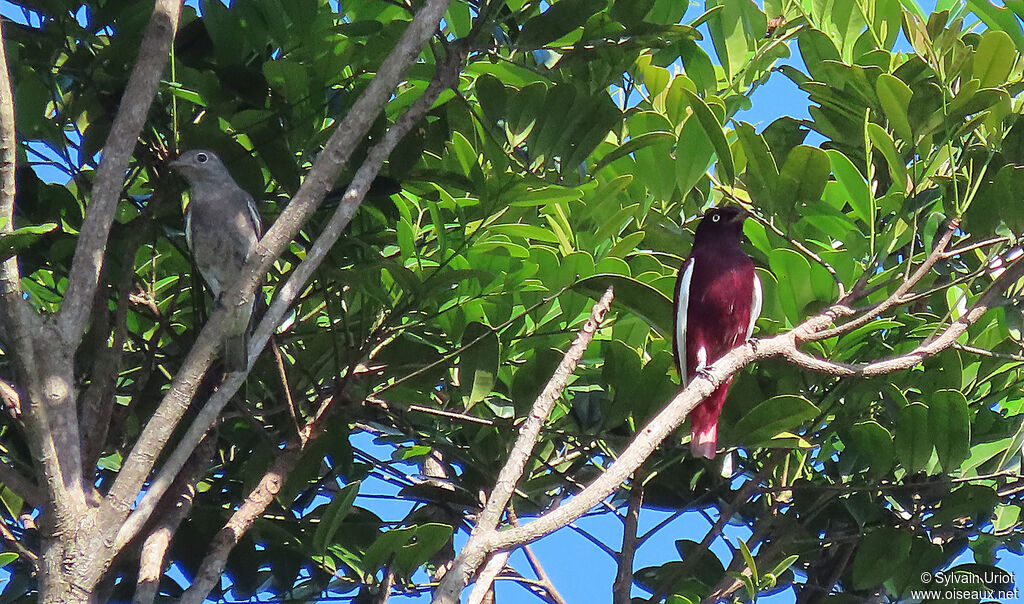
top-left (674, 206), bottom-right (761, 459)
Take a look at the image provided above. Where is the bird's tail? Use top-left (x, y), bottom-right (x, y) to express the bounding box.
top-left (690, 421), bottom-right (718, 459)
top-left (689, 383), bottom-right (731, 460)
top-left (223, 332), bottom-right (249, 373)
top-left (223, 297), bottom-right (258, 373)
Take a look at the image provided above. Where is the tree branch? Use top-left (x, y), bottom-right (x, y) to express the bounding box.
top-left (0, 15), bottom-right (87, 526)
top-left (810, 219), bottom-right (960, 341)
top-left (81, 190), bottom-right (169, 485)
top-left (508, 508), bottom-right (567, 604)
top-left (59, 0), bottom-right (183, 345)
top-left (433, 286), bottom-right (615, 602)
top-left (112, 29), bottom-right (462, 553)
top-left (177, 443), bottom-right (299, 604)
top-left (0, 459), bottom-right (42, 509)
top-left (466, 551), bottom-right (509, 604)
top-left (132, 437), bottom-right (213, 604)
top-left (0, 16), bottom-right (20, 307)
top-left (106, 0), bottom-right (453, 522)
top-left (428, 250), bottom-right (1024, 603)
top-left (612, 468), bottom-right (645, 604)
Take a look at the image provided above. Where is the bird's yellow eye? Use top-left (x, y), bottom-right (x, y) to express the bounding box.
top-left (196, 153), bottom-right (208, 163)
top-left (711, 213), bottom-right (721, 222)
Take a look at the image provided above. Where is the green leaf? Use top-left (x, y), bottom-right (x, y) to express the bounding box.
top-left (313, 481), bottom-right (361, 552)
top-left (679, 38), bottom-right (717, 94)
top-left (393, 523), bottom-right (454, 576)
top-left (679, 87), bottom-right (735, 184)
top-left (0, 552), bottom-right (16, 568)
top-left (845, 421), bottom-right (895, 480)
top-left (776, 145), bottom-right (829, 213)
top-left (490, 224), bottom-right (562, 243)
top-left (967, 0), bottom-right (1024, 52)
top-left (973, 30), bottom-right (1017, 88)
top-left (0, 223), bottom-right (58, 261)
top-left (736, 121), bottom-right (779, 206)
top-left (875, 73), bottom-right (914, 142)
top-left (594, 131), bottom-right (677, 174)
top-left (894, 402), bottom-right (932, 473)
top-left (675, 113), bottom-right (716, 193)
top-left (767, 248), bottom-right (815, 323)
top-left (262, 59), bottom-right (310, 106)
top-left (573, 274), bottom-right (673, 337)
top-left (796, 28), bottom-right (841, 82)
top-left (865, 123), bottom-right (908, 192)
top-left (928, 389), bottom-right (971, 471)
top-left (852, 528), bottom-right (911, 588)
top-left (729, 395), bottom-right (820, 446)
top-left (460, 322), bottom-right (499, 406)
top-left (474, 73), bottom-right (507, 124)
top-left (517, 0), bottom-right (606, 48)
top-left (737, 539), bottom-right (758, 584)
top-left (827, 150), bottom-right (872, 226)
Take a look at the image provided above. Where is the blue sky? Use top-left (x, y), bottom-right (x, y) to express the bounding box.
top-left (2, 0), bottom-right (1023, 602)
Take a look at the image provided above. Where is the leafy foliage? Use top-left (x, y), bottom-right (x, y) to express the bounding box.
top-left (2, 0), bottom-right (1024, 602)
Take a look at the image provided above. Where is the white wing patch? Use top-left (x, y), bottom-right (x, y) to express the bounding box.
top-left (246, 196), bottom-right (263, 238)
top-left (184, 209), bottom-right (193, 253)
top-left (674, 258), bottom-right (694, 380)
top-left (747, 272), bottom-right (763, 340)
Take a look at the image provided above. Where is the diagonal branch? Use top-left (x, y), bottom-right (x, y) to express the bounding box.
top-left (474, 285), bottom-right (614, 534)
top-left (466, 551), bottom-right (509, 604)
top-left (429, 250), bottom-right (1024, 603)
top-left (177, 442), bottom-right (301, 604)
top-left (112, 36), bottom-right (463, 552)
top-left (132, 437), bottom-right (214, 604)
top-left (105, 0), bottom-right (454, 521)
top-left (59, 0), bottom-right (183, 346)
top-left (651, 479), bottom-right (761, 602)
top-left (433, 286), bottom-right (615, 603)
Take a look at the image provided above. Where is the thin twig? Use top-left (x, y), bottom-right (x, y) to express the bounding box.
top-left (0, 519), bottom-right (37, 569)
top-left (508, 508), bottom-right (567, 604)
top-left (133, 438), bottom-right (214, 604)
top-left (953, 342), bottom-right (1024, 362)
top-left (651, 479), bottom-right (761, 602)
top-left (811, 219), bottom-right (960, 341)
top-left (741, 204), bottom-right (846, 298)
top-left (612, 467), bottom-right (645, 604)
top-left (271, 336), bottom-right (302, 442)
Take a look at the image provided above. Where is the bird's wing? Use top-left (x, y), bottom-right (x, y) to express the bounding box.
top-left (184, 207), bottom-right (193, 252)
top-left (244, 193), bottom-right (262, 238)
top-left (674, 258), bottom-right (694, 379)
top-left (747, 271), bottom-right (762, 340)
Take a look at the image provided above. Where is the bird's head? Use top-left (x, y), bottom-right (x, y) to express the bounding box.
top-left (169, 149), bottom-right (231, 185)
top-left (693, 206), bottom-right (748, 244)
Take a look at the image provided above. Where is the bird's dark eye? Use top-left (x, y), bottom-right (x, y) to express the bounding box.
top-left (196, 153), bottom-right (208, 163)
top-left (711, 213), bottom-right (721, 223)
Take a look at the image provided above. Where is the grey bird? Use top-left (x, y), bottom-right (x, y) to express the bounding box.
top-left (170, 149), bottom-right (261, 372)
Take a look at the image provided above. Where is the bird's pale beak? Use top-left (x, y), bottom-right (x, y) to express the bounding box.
top-left (168, 156), bottom-right (185, 169)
